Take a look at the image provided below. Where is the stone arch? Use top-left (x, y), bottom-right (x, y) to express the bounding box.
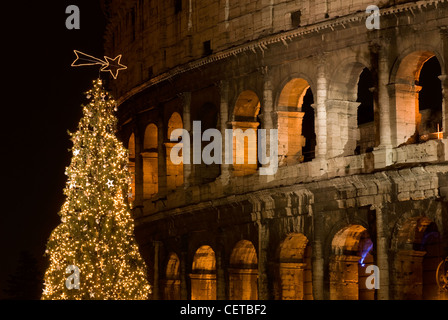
top-left (392, 216), bottom-right (444, 300)
top-left (274, 233), bottom-right (313, 300)
top-left (329, 225), bottom-right (375, 300)
top-left (390, 50), bottom-right (444, 145)
top-left (229, 240), bottom-right (258, 300)
top-left (231, 91), bottom-right (260, 177)
top-left (164, 252), bottom-right (181, 300)
top-left (327, 59), bottom-right (374, 157)
top-left (142, 123), bottom-right (158, 199)
top-left (277, 78), bottom-right (315, 164)
top-left (127, 133), bottom-right (136, 202)
top-left (356, 67), bottom-right (376, 154)
top-left (190, 245), bottom-right (216, 300)
top-left (166, 112), bottom-right (183, 191)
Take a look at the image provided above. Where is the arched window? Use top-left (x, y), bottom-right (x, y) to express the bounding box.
top-left (392, 217), bottom-right (443, 300)
top-left (166, 112), bottom-right (184, 191)
top-left (418, 56), bottom-right (443, 140)
top-left (142, 123), bottom-right (158, 199)
top-left (232, 91), bottom-right (260, 176)
top-left (229, 240), bottom-right (258, 300)
top-left (275, 233), bottom-right (313, 300)
top-left (356, 68), bottom-right (375, 154)
top-left (330, 225), bottom-right (375, 300)
top-left (393, 51), bottom-right (443, 145)
top-left (277, 79), bottom-right (315, 164)
top-left (190, 245), bottom-right (216, 300)
top-left (164, 252), bottom-right (181, 300)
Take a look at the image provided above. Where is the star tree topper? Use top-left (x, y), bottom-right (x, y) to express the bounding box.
top-left (71, 50), bottom-right (127, 79)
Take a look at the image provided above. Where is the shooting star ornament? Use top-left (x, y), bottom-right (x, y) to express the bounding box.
top-left (71, 50), bottom-right (127, 79)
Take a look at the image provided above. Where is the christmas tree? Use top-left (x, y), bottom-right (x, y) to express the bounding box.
top-left (42, 79), bottom-right (151, 300)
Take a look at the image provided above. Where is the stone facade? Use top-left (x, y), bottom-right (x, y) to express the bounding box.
top-left (101, 0), bottom-right (448, 299)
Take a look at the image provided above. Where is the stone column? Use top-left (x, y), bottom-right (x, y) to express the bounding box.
top-left (276, 111), bottom-right (305, 165)
top-left (312, 212), bottom-right (325, 300)
top-left (315, 56), bottom-right (328, 159)
top-left (134, 120), bottom-right (144, 209)
top-left (152, 241), bottom-right (162, 300)
top-left (181, 92), bottom-right (193, 188)
top-left (326, 100), bottom-right (360, 158)
top-left (216, 249), bottom-right (226, 300)
top-left (218, 81), bottom-right (231, 181)
top-left (372, 204), bottom-right (390, 300)
top-left (259, 73), bottom-right (279, 175)
top-left (439, 74), bottom-right (448, 139)
top-left (180, 251), bottom-right (188, 300)
top-left (373, 43), bottom-right (395, 169)
top-left (157, 117), bottom-right (168, 196)
top-left (377, 44), bottom-right (393, 148)
top-left (257, 221), bottom-right (269, 300)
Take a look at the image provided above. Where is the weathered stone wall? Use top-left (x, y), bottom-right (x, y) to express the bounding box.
top-left (103, 0), bottom-right (448, 300)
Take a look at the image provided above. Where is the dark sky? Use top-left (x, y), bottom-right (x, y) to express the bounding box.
top-left (1, 0), bottom-right (105, 298)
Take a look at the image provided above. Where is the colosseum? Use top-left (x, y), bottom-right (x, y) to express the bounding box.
top-left (100, 0), bottom-right (448, 300)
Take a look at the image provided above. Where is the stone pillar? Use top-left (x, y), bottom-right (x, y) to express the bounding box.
top-left (216, 247), bottom-right (226, 300)
top-left (157, 117), bottom-right (168, 196)
top-left (257, 221), bottom-right (269, 300)
top-left (218, 81), bottom-right (231, 181)
top-left (152, 241), bottom-right (162, 300)
top-left (134, 120), bottom-right (144, 208)
top-left (180, 251), bottom-right (188, 300)
top-left (312, 213), bottom-right (325, 300)
top-left (326, 100), bottom-right (360, 158)
top-left (181, 92), bottom-right (193, 188)
top-left (315, 56), bottom-right (328, 159)
top-left (276, 111), bottom-right (305, 165)
top-left (439, 74), bottom-right (448, 139)
top-left (377, 44), bottom-right (393, 148)
top-left (230, 121), bottom-right (259, 176)
top-left (372, 204), bottom-right (390, 300)
top-left (373, 44), bottom-right (395, 169)
top-left (260, 73), bottom-right (279, 174)
top-left (141, 151), bottom-right (158, 199)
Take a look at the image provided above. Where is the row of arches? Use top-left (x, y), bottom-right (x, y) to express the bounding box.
top-left (125, 50), bottom-right (445, 200)
top-left (159, 216), bottom-right (444, 300)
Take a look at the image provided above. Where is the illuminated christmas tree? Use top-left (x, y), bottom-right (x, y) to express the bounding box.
top-left (42, 79), bottom-right (151, 300)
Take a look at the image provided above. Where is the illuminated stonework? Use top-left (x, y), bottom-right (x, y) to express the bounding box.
top-left (102, 0), bottom-right (448, 300)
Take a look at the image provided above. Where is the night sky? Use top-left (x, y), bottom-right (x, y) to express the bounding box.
top-left (1, 0), bottom-right (105, 298)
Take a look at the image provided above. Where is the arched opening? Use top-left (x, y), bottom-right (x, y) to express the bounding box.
top-left (164, 252), bottom-right (181, 300)
top-left (194, 102), bottom-right (220, 184)
top-left (393, 51), bottom-right (443, 145)
top-left (275, 233), bottom-right (313, 300)
top-left (229, 240), bottom-right (258, 300)
top-left (142, 123), bottom-right (158, 199)
top-left (166, 112), bottom-right (184, 191)
top-left (418, 56), bottom-right (443, 140)
top-left (127, 133), bottom-right (136, 203)
top-left (232, 91), bottom-right (260, 176)
top-left (190, 245), bottom-right (216, 300)
top-left (393, 217), bottom-right (444, 300)
top-left (277, 79), bottom-right (315, 165)
top-left (327, 61), bottom-right (374, 157)
top-left (356, 68), bottom-right (375, 154)
top-left (330, 225), bottom-right (375, 300)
